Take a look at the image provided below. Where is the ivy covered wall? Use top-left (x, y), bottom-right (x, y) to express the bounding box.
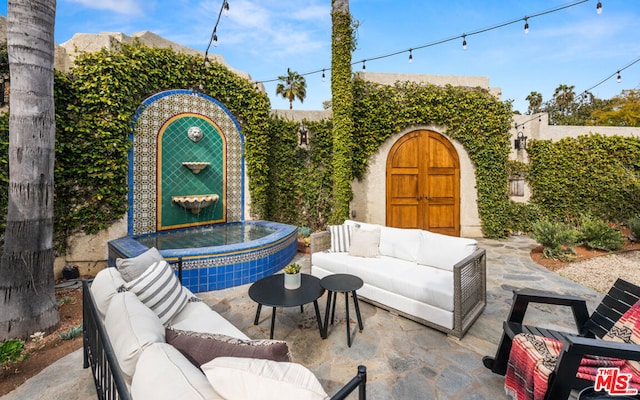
top-left (2, 42), bottom-right (638, 256)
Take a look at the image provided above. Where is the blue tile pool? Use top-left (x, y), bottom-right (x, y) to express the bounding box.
top-left (107, 220), bottom-right (298, 293)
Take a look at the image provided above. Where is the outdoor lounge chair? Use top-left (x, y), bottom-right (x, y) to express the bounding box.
top-left (482, 278), bottom-right (640, 400)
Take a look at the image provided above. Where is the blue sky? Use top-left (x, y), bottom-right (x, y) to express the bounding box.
top-left (1, 0), bottom-right (638, 113)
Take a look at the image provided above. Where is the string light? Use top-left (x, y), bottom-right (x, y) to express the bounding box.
top-left (204, 0), bottom-right (231, 66)
top-left (223, 0), bottom-right (230, 17)
top-left (253, 0), bottom-right (597, 85)
top-left (596, 1), bottom-right (603, 14)
top-left (523, 17), bottom-right (529, 34)
top-left (462, 34), bottom-right (467, 50)
top-left (408, 49), bottom-right (413, 64)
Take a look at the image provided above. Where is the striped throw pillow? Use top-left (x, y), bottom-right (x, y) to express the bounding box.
top-left (123, 260), bottom-right (189, 326)
top-left (328, 224), bottom-right (351, 252)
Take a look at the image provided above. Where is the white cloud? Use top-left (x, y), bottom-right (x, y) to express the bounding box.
top-left (65, 0), bottom-right (143, 15)
top-left (195, 0), bottom-right (330, 58)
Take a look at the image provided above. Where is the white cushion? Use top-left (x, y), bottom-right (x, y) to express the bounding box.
top-left (116, 247), bottom-right (164, 282)
top-left (202, 357), bottom-right (329, 400)
top-left (344, 220), bottom-right (379, 231)
top-left (379, 227), bottom-right (422, 263)
top-left (327, 224), bottom-right (351, 252)
top-left (90, 267), bottom-right (126, 320)
top-left (417, 230), bottom-right (477, 271)
top-left (348, 227), bottom-right (380, 258)
top-left (123, 260), bottom-right (189, 325)
top-left (311, 252), bottom-right (454, 311)
top-left (104, 292), bottom-right (165, 385)
top-left (170, 301), bottom-right (250, 340)
top-left (132, 342), bottom-right (222, 400)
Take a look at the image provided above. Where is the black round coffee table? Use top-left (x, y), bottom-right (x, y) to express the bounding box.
top-left (320, 274), bottom-right (364, 347)
top-left (248, 273), bottom-right (325, 339)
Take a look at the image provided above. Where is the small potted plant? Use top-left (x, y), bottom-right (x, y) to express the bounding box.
top-left (283, 263), bottom-right (302, 289)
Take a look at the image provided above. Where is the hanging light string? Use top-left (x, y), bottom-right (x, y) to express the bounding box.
top-left (204, 0), bottom-right (230, 65)
top-left (515, 54), bottom-right (640, 129)
top-left (253, 0), bottom-right (596, 84)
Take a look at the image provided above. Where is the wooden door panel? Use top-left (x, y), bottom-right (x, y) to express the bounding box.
top-left (429, 175), bottom-right (455, 198)
top-left (390, 206), bottom-right (418, 229)
top-left (390, 174), bottom-right (418, 197)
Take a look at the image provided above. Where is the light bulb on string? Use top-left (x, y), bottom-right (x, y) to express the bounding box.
top-left (596, 1), bottom-right (602, 14)
top-left (408, 49), bottom-right (413, 64)
top-left (223, 1), bottom-right (230, 17)
top-left (462, 35), bottom-right (467, 50)
top-left (617, 71), bottom-right (621, 83)
top-left (523, 17), bottom-right (529, 34)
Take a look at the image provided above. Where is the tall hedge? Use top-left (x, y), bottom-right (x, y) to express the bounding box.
top-left (526, 133), bottom-right (640, 223)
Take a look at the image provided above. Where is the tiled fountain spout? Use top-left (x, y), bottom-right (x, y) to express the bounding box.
top-left (171, 194), bottom-right (219, 214)
top-left (181, 161), bottom-right (210, 174)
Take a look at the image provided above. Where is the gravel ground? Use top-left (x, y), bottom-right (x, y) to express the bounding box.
top-left (557, 251), bottom-right (640, 293)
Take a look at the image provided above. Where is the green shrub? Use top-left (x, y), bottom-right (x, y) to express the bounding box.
top-left (627, 216), bottom-right (640, 239)
top-left (58, 324), bottom-right (83, 340)
top-left (531, 219), bottom-right (579, 261)
top-left (578, 216), bottom-right (626, 252)
top-left (0, 338), bottom-right (25, 365)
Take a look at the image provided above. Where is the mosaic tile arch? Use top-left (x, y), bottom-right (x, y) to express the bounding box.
top-left (129, 90), bottom-right (244, 236)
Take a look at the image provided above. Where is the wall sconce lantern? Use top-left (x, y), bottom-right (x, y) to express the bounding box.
top-left (299, 125), bottom-right (309, 146)
top-left (514, 131), bottom-right (527, 151)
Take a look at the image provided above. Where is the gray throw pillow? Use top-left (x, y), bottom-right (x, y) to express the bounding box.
top-left (116, 247), bottom-right (164, 282)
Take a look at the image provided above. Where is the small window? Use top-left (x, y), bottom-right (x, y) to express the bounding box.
top-left (509, 178), bottom-right (525, 197)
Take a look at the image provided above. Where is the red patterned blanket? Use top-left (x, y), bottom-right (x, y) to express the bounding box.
top-left (504, 299), bottom-right (640, 400)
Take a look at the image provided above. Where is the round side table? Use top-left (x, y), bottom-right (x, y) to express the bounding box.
top-left (320, 274), bottom-right (364, 347)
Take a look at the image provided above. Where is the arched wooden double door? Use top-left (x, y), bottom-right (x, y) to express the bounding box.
top-left (386, 130), bottom-right (460, 236)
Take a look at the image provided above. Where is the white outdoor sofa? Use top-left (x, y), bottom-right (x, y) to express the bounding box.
top-left (310, 220), bottom-right (486, 339)
top-left (82, 249), bottom-right (367, 400)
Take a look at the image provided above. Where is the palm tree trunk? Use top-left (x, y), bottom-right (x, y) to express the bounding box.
top-left (0, 0), bottom-right (59, 341)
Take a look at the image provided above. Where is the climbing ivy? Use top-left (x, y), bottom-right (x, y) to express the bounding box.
top-left (329, 4), bottom-right (356, 224)
top-left (48, 43), bottom-right (269, 251)
top-left (4, 40), bottom-right (637, 251)
top-left (526, 134), bottom-right (640, 224)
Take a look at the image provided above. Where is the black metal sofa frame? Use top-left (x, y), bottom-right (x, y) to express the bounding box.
top-left (482, 278), bottom-right (640, 400)
top-left (83, 274), bottom-right (367, 400)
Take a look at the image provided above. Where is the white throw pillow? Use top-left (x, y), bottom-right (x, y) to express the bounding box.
top-left (116, 247), bottom-right (164, 282)
top-left (327, 224), bottom-right (351, 252)
top-left (123, 260), bottom-right (189, 325)
top-left (417, 230), bottom-right (477, 271)
top-left (132, 342), bottom-right (223, 400)
top-left (348, 227), bottom-right (381, 258)
top-left (104, 292), bottom-right (165, 385)
top-left (90, 267), bottom-right (126, 320)
top-left (379, 227), bottom-right (422, 263)
top-left (202, 357), bottom-right (329, 400)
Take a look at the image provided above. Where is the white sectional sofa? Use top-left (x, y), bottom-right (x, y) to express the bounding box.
top-left (310, 220), bottom-right (486, 339)
top-left (83, 249), bottom-right (367, 400)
